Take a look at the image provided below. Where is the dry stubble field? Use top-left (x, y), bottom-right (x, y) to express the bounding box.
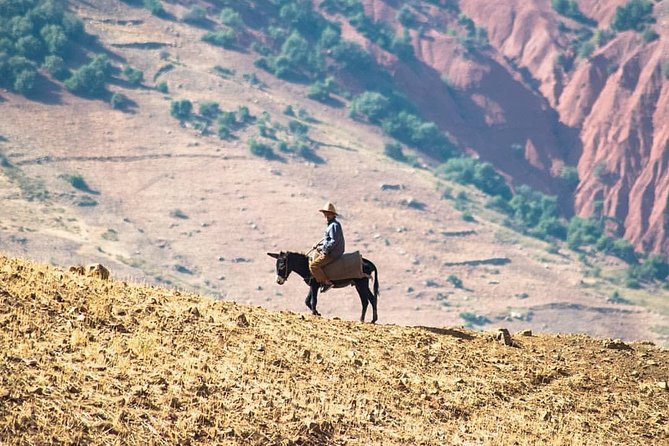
top-left (0, 255), bottom-right (668, 445)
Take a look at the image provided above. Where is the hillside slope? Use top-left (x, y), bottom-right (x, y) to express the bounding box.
top-left (1, 255), bottom-right (668, 445)
top-left (1, 0), bottom-right (668, 345)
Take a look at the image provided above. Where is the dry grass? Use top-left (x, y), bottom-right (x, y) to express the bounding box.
top-left (0, 255), bottom-right (667, 445)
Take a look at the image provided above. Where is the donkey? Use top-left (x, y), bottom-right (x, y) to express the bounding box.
top-left (267, 252), bottom-right (379, 323)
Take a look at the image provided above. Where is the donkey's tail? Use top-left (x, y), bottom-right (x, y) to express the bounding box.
top-left (365, 259), bottom-right (379, 298)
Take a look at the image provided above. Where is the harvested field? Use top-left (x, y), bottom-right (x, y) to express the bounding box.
top-left (0, 255), bottom-right (667, 445)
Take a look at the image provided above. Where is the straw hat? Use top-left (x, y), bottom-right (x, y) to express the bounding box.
top-left (319, 201), bottom-right (338, 215)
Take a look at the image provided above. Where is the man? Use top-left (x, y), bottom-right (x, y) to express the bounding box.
top-left (309, 201), bottom-right (345, 292)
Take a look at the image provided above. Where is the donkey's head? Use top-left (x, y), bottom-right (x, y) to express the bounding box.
top-left (267, 252), bottom-right (290, 284)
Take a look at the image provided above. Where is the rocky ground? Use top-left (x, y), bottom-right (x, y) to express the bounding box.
top-left (1, 255), bottom-right (667, 445)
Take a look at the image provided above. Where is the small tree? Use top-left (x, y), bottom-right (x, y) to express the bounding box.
top-left (348, 91), bottom-right (390, 123)
top-left (220, 8), bottom-right (244, 28)
top-left (110, 92), bottom-right (129, 110)
top-left (384, 142), bottom-right (406, 162)
top-left (122, 66), bottom-right (144, 86)
top-left (199, 101), bottom-right (220, 119)
top-left (42, 55), bottom-right (68, 80)
top-left (611, 0), bottom-right (655, 32)
top-left (202, 29), bottom-right (236, 48)
top-left (170, 99), bottom-right (192, 121)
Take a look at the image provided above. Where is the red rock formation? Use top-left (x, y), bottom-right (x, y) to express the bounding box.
top-left (342, 0), bottom-right (669, 254)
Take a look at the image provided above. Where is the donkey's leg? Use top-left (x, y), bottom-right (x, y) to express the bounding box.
top-left (368, 285), bottom-right (378, 324)
top-left (307, 283), bottom-right (321, 316)
top-left (354, 280), bottom-right (369, 322)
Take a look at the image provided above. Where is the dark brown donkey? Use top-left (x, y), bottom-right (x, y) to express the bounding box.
top-left (267, 252), bottom-right (379, 323)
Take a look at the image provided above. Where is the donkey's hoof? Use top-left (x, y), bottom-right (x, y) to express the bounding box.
top-left (312, 310), bottom-right (321, 317)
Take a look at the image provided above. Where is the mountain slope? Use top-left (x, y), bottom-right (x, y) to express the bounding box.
top-left (1, 254), bottom-right (668, 445)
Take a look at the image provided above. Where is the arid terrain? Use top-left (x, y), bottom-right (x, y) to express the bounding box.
top-left (1, 255), bottom-right (668, 445)
top-left (1, 0), bottom-right (668, 347)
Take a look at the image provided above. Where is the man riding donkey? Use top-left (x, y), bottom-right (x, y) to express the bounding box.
top-left (267, 200), bottom-right (379, 322)
top-left (309, 201), bottom-right (344, 293)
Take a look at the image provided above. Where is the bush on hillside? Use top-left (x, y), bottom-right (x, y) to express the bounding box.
top-left (560, 166), bottom-right (579, 190)
top-left (220, 8), bottom-right (244, 28)
top-left (64, 54), bottom-right (112, 97)
top-left (551, 0), bottom-right (596, 25)
top-left (42, 54), bottom-right (68, 79)
top-left (110, 92), bottom-right (129, 110)
top-left (202, 29), bottom-right (236, 48)
top-left (307, 77), bottom-right (336, 102)
top-left (183, 6), bottom-right (207, 25)
top-left (122, 66), bottom-right (144, 86)
top-left (506, 185), bottom-right (566, 240)
top-left (436, 157), bottom-right (512, 200)
top-left (170, 99), bottom-right (192, 121)
top-left (396, 6), bottom-right (415, 28)
top-left (143, 0), bottom-right (165, 17)
top-left (0, 0), bottom-right (87, 96)
top-left (348, 91), bottom-right (391, 123)
top-left (566, 217), bottom-right (603, 250)
top-left (384, 142), bottom-right (407, 162)
top-left (627, 254), bottom-right (669, 282)
top-left (595, 235), bottom-right (638, 264)
top-left (199, 101), bottom-right (220, 119)
top-left (611, 0), bottom-right (655, 32)
top-left (248, 138), bottom-right (276, 159)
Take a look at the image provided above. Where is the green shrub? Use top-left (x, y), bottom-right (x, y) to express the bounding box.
top-left (349, 91), bottom-right (390, 123)
top-left (202, 29), bottom-right (236, 48)
top-left (122, 66), bottom-right (144, 86)
top-left (459, 312), bottom-right (489, 326)
top-left (627, 254), bottom-right (669, 282)
top-left (220, 8), bottom-right (244, 28)
top-left (248, 138), bottom-right (276, 159)
top-left (642, 28), bottom-right (659, 42)
top-left (559, 166), bottom-right (579, 189)
top-left (42, 55), bottom-right (68, 80)
top-left (144, 0), bottom-right (165, 17)
top-left (13, 69), bottom-right (37, 94)
top-left (170, 99), bottom-right (192, 120)
top-left (199, 101), bottom-right (220, 119)
top-left (611, 0), bottom-right (655, 32)
top-left (566, 217), bottom-right (603, 250)
top-left (40, 24), bottom-right (68, 56)
top-left (65, 174), bottom-right (94, 193)
top-left (551, 0), bottom-right (595, 25)
top-left (237, 105), bottom-right (253, 123)
top-left (396, 6), bottom-right (415, 27)
top-left (448, 274), bottom-right (464, 289)
top-left (183, 6), bottom-right (207, 24)
top-left (436, 157), bottom-right (512, 199)
top-left (64, 54), bottom-right (111, 97)
top-left (507, 185), bottom-right (566, 240)
top-left (595, 236), bottom-right (637, 263)
top-left (288, 120), bottom-right (309, 135)
top-left (330, 41), bottom-right (374, 72)
top-left (307, 77), bottom-right (335, 102)
top-left (384, 142), bottom-right (406, 162)
top-left (156, 81), bottom-right (168, 93)
top-left (110, 92), bottom-right (129, 110)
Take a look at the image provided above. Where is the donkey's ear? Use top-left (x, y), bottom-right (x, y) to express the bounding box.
top-left (267, 252), bottom-right (280, 259)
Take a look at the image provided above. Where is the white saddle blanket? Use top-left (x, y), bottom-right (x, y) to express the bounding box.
top-left (321, 251), bottom-right (365, 281)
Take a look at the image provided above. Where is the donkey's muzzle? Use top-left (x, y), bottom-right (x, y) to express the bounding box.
top-left (276, 276), bottom-right (286, 285)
